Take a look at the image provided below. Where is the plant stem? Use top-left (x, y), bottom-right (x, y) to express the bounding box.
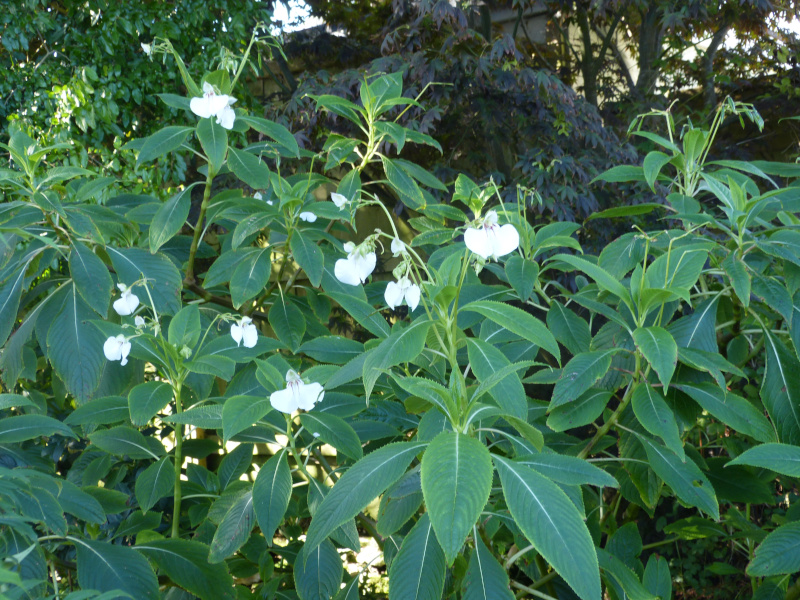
top-left (171, 384), bottom-right (184, 539)
top-left (185, 169), bottom-right (214, 285)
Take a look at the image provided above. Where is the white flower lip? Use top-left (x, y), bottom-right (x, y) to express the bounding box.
top-left (113, 284), bottom-right (139, 316)
top-left (103, 334), bottom-right (131, 366)
top-left (464, 210), bottom-right (520, 260)
top-left (231, 316), bottom-right (258, 348)
top-left (385, 276), bottom-right (420, 311)
top-left (299, 211), bottom-right (317, 223)
top-left (190, 82), bottom-right (237, 130)
top-left (331, 192), bottom-right (348, 208)
top-left (269, 369), bottom-right (325, 414)
top-left (334, 243), bottom-right (376, 286)
top-left (391, 237), bottom-right (405, 256)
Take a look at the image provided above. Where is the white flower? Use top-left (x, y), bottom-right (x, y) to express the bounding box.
top-left (103, 334), bottom-right (131, 366)
top-left (391, 237), bottom-right (405, 256)
top-left (230, 316), bottom-right (258, 348)
top-left (269, 370), bottom-right (324, 414)
top-left (385, 276), bottom-right (420, 311)
top-left (141, 43), bottom-right (152, 56)
top-left (190, 82), bottom-right (237, 130)
top-left (464, 210), bottom-right (520, 260)
top-left (254, 192), bottom-right (263, 200)
top-left (113, 284), bottom-right (139, 316)
top-left (134, 316), bottom-right (146, 328)
top-left (331, 192), bottom-right (348, 208)
top-left (299, 211), bottom-right (317, 223)
top-left (334, 242), bottom-right (376, 286)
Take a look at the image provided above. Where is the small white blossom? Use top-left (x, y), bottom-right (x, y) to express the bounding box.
top-left (113, 284), bottom-right (139, 316)
top-left (331, 192), bottom-right (348, 208)
top-left (391, 237), bottom-right (406, 256)
top-left (134, 316), bottom-right (146, 328)
top-left (270, 370), bottom-right (324, 414)
top-left (464, 210), bottom-right (520, 260)
top-left (254, 192), bottom-right (263, 200)
top-left (299, 211), bottom-right (317, 223)
top-left (190, 82), bottom-right (237, 130)
top-left (334, 241), bottom-right (376, 286)
top-left (141, 43), bottom-right (152, 56)
top-left (103, 335), bottom-right (131, 366)
top-left (385, 276), bottom-right (421, 311)
top-left (230, 316), bottom-right (258, 348)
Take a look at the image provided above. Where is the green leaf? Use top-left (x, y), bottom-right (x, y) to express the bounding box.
top-left (752, 275), bottom-right (793, 323)
top-left (291, 230), bottom-right (324, 288)
top-left (762, 331), bottom-right (800, 444)
top-left (515, 453), bottom-right (618, 488)
top-left (230, 247), bottom-right (271, 308)
top-left (305, 441), bottom-right (427, 554)
top-left (388, 513), bottom-right (446, 600)
top-left (504, 416), bottom-right (544, 452)
top-left (638, 436), bottom-right (719, 519)
top-left (135, 457), bottom-right (174, 513)
top-left (591, 165), bottom-right (646, 184)
top-left (47, 284), bottom-right (106, 402)
top-left (547, 301), bottom-right (591, 356)
top-left (362, 319), bottom-right (432, 400)
top-left (196, 117), bottom-right (227, 174)
top-left (253, 450), bottom-right (292, 541)
top-left (299, 336), bottom-right (363, 364)
top-left (295, 539), bottom-right (344, 600)
top-left (218, 443), bottom-right (254, 490)
top-left (377, 470), bottom-right (424, 537)
top-left (300, 412), bottom-right (363, 460)
top-left (136, 126), bottom-right (193, 167)
top-left (149, 184), bottom-right (198, 253)
top-left (643, 555), bottom-right (671, 600)
top-left (644, 249), bottom-right (707, 292)
top-left (239, 116), bottom-right (299, 157)
top-left (70, 242), bottom-right (112, 318)
top-left (598, 548), bottom-right (657, 600)
top-left (186, 355), bottom-right (236, 380)
top-left (89, 426), bottom-right (166, 460)
top-left (227, 147), bottom-right (271, 189)
top-left (667, 296), bottom-right (719, 353)
top-left (269, 297), bottom-right (305, 353)
top-left (494, 456), bottom-right (601, 600)
top-left (747, 522), bottom-right (800, 576)
top-left (421, 432), bottom-right (493, 565)
top-left (0, 265), bottom-right (25, 348)
top-left (72, 537), bottom-right (159, 600)
top-left (722, 253), bottom-right (750, 308)
top-left (222, 395), bottom-right (272, 442)
top-left (643, 150), bottom-right (673, 191)
top-left (168, 304), bottom-right (201, 349)
top-left (552, 253), bottom-right (631, 310)
top-left (547, 389), bottom-right (611, 432)
top-left (136, 539), bottom-right (236, 600)
top-left (0, 414), bottom-right (76, 443)
top-left (462, 536), bottom-right (515, 600)
top-left (383, 156), bottom-right (425, 210)
top-left (128, 381), bottom-right (173, 426)
top-left (461, 301), bottom-right (560, 363)
top-left (586, 203), bottom-right (665, 221)
top-left (325, 292), bottom-right (390, 338)
top-left (504, 255), bottom-right (538, 301)
top-left (551, 350), bottom-right (617, 409)
top-left (162, 404), bottom-right (222, 428)
top-left (107, 247), bottom-right (182, 315)
top-left (677, 383), bottom-right (776, 443)
top-left (209, 490), bottom-right (255, 562)
top-left (467, 338), bottom-right (527, 419)
top-left (65, 396), bottom-right (129, 426)
top-left (677, 347), bottom-right (744, 388)
top-left (633, 326), bottom-right (677, 389)
top-left (728, 443), bottom-right (800, 476)
top-left (631, 382), bottom-right (684, 459)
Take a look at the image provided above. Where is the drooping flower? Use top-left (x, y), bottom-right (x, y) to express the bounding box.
top-left (385, 276), bottom-right (421, 311)
top-left (103, 335), bottom-right (131, 366)
top-left (269, 370), bottom-right (324, 414)
top-left (134, 316), bottom-right (146, 328)
top-left (334, 241), bottom-right (376, 286)
top-left (331, 192), bottom-right (348, 209)
top-left (391, 237), bottom-right (406, 256)
top-left (230, 316), bottom-right (258, 348)
top-left (113, 283), bottom-right (139, 316)
top-left (190, 82), bottom-right (237, 130)
top-left (464, 210), bottom-right (520, 260)
top-left (299, 211), bottom-right (317, 223)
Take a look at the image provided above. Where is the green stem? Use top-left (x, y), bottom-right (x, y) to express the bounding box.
top-left (185, 169), bottom-right (214, 285)
top-left (171, 384), bottom-right (184, 539)
top-left (641, 536), bottom-right (681, 550)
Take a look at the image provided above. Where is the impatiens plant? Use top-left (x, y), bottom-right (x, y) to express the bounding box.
top-left (2, 31), bottom-right (800, 600)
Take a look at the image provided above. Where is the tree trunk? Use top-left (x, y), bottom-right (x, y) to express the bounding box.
top-left (702, 22), bottom-right (731, 111)
top-left (635, 5), bottom-right (664, 102)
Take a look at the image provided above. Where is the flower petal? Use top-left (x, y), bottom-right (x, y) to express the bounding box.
top-left (464, 227), bottom-right (491, 259)
top-left (120, 340), bottom-right (131, 366)
top-left (242, 323), bottom-right (258, 348)
top-left (202, 82), bottom-right (215, 95)
top-left (391, 238), bottom-right (405, 255)
top-left (354, 252), bottom-right (376, 282)
top-left (384, 281), bottom-right (403, 309)
top-left (299, 211), bottom-right (317, 223)
top-left (334, 258), bottom-right (362, 286)
top-left (298, 382), bottom-right (324, 410)
top-left (331, 192), bottom-right (347, 208)
top-left (124, 292), bottom-right (140, 314)
top-left (103, 336), bottom-right (122, 361)
top-left (230, 323), bottom-right (243, 346)
top-left (190, 96), bottom-right (213, 119)
top-left (270, 388), bottom-right (298, 414)
top-left (405, 283), bottom-right (421, 311)
top-left (216, 104), bottom-right (236, 129)
top-left (491, 224), bottom-right (520, 258)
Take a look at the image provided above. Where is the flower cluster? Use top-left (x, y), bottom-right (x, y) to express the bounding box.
top-left (269, 370), bottom-right (324, 414)
top-left (190, 82), bottom-right (237, 130)
top-left (464, 210), bottom-right (519, 260)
